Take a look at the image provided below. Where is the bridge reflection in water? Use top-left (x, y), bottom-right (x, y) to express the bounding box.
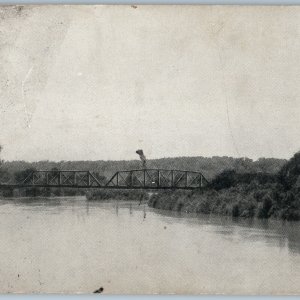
top-left (1, 169), bottom-right (209, 190)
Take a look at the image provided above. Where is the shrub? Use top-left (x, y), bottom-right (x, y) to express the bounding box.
top-left (211, 169), bottom-right (237, 190)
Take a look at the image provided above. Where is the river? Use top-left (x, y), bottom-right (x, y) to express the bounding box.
top-left (0, 196), bottom-right (300, 294)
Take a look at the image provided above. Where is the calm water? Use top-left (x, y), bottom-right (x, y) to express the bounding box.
top-left (0, 196), bottom-right (300, 294)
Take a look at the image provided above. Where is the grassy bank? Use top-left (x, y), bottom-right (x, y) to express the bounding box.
top-left (148, 183), bottom-right (300, 221)
top-left (148, 152), bottom-right (300, 221)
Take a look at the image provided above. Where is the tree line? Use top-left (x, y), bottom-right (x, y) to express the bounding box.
top-left (0, 155), bottom-right (287, 185)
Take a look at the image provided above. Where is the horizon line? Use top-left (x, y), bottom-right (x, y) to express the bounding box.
top-left (1, 154), bottom-right (290, 164)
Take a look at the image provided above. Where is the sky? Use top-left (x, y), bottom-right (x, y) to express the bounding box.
top-left (0, 5), bottom-right (300, 162)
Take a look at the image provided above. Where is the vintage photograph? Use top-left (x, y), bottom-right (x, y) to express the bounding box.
top-left (0, 5), bottom-right (300, 294)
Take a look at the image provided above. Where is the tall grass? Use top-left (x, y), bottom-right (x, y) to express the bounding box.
top-left (148, 182), bottom-right (300, 221)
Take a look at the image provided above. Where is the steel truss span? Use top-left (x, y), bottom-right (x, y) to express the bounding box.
top-left (1, 169), bottom-right (209, 190)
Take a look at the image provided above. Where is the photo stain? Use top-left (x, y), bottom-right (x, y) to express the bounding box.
top-left (93, 287), bottom-right (104, 294)
top-left (16, 6), bottom-right (24, 13)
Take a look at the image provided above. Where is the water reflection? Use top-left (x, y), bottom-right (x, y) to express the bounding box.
top-left (151, 206), bottom-right (300, 255)
top-left (87, 198), bottom-right (300, 255)
top-left (0, 197), bottom-right (63, 210)
top-left (21, 197), bottom-right (300, 255)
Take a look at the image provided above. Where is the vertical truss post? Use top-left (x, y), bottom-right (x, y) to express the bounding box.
top-left (143, 169), bottom-right (146, 188)
top-left (58, 171), bottom-right (61, 185)
top-left (157, 170), bottom-right (160, 188)
top-left (74, 171), bottom-right (77, 186)
top-left (46, 172), bottom-right (49, 185)
top-left (200, 174), bottom-right (203, 188)
top-left (185, 171), bottom-right (188, 188)
top-left (116, 172), bottom-right (119, 187)
top-left (87, 171), bottom-right (90, 187)
top-left (129, 171), bottom-right (133, 187)
top-left (171, 170), bottom-right (174, 187)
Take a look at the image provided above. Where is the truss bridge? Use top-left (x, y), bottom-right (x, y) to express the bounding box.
top-left (0, 169), bottom-right (209, 190)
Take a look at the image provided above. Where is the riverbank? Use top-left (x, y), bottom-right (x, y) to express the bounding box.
top-left (148, 152), bottom-right (300, 221)
top-left (148, 183), bottom-right (300, 221)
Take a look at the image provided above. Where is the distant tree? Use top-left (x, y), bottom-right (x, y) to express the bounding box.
top-left (0, 155), bottom-right (288, 184)
top-left (211, 169), bottom-right (237, 190)
top-left (0, 145), bottom-right (3, 166)
top-left (0, 145), bottom-right (11, 184)
top-left (278, 151), bottom-right (300, 189)
top-left (0, 169), bottom-right (10, 183)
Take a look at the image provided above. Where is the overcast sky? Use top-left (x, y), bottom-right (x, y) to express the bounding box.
top-left (0, 5), bottom-right (299, 162)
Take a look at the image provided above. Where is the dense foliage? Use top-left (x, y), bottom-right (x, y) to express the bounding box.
top-left (1, 156), bottom-right (286, 183)
top-left (148, 152), bottom-right (300, 221)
